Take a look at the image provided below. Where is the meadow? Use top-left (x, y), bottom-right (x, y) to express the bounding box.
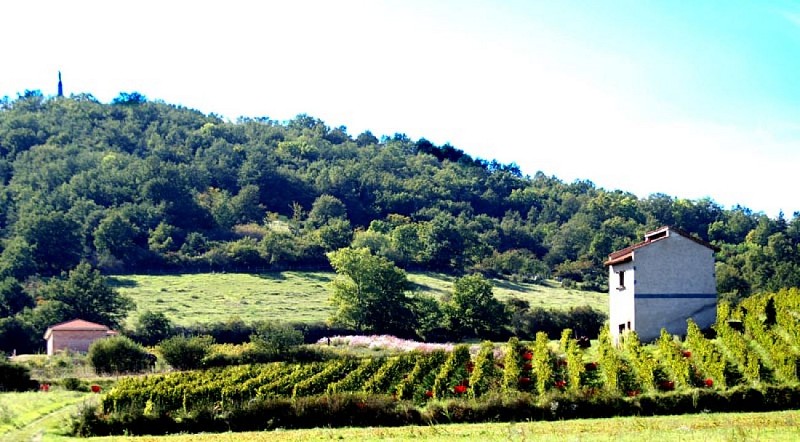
top-left (110, 272), bottom-right (607, 326)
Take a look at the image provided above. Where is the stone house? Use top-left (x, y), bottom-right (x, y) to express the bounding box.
top-left (605, 226), bottom-right (717, 344)
top-left (43, 319), bottom-right (117, 356)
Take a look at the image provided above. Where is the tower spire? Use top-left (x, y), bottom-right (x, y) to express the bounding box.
top-left (57, 71), bottom-right (63, 97)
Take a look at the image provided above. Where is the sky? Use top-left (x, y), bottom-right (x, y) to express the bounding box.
top-left (3, 0), bottom-right (800, 218)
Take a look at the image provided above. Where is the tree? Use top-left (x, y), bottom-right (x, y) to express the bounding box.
top-left (15, 211), bottom-right (83, 275)
top-left (445, 274), bottom-right (509, 339)
top-left (131, 311), bottom-right (174, 346)
top-left (0, 237), bottom-right (37, 280)
top-left (0, 277), bottom-right (32, 317)
top-left (307, 194), bottom-right (347, 228)
top-left (94, 211), bottom-right (142, 266)
top-left (327, 247), bottom-right (416, 336)
top-left (42, 263), bottom-right (134, 329)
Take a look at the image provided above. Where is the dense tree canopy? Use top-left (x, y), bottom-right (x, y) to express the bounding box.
top-left (0, 91), bottom-right (795, 313)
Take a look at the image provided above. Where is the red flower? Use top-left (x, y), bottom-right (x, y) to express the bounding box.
top-left (584, 362), bottom-right (598, 370)
top-left (522, 352), bottom-right (533, 361)
top-left (682, 350), bottom-right (692, 358)
top-left (518, 376), bottom-right (531, 385)
top-left (40, 383), bottom-right (50, 392)
top-left (626, 390), bottom-right (639, 397)
top-left (91, 385), bottom-right (102, 393)
top-left (704, 378), bottom-right (714, 388)
top-left (659, 380), bottom-right (675, 391)
top-left (555, 380), bottom-right (566, 389)
top-left (424, 390), bottom-right (433, 398)
top-left (453, 385), bottom-right (467, 394)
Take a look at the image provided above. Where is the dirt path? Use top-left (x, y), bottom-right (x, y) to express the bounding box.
top-left (0, 395), bottom-right (96, 442)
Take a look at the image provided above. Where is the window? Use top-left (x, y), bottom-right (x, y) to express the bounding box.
top-left (617, 271), bottom-right (625, 289)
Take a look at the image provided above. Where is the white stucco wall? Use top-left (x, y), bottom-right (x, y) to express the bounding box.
top-left (608, 230), bottom-right (717, 343)
top-left (608, 260), bottom-right (635, 344)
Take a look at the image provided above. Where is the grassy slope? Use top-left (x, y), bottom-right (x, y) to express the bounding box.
top-left (0, 389), bottom-right (96, 440)
top-left (110, 272), bottom-right (607, 327)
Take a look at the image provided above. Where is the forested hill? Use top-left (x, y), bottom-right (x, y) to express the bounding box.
top-left (0, 91), bottom-right (798, 299)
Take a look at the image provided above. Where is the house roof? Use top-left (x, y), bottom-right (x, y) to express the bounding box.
top-left (43, 319), bottom-right (111, 340)
top-left (604, 226), bottom-right (717, 267)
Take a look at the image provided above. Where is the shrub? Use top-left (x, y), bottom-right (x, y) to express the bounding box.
top-left (88, 336), bottom-right (151, 375)
top-left (250, 321), bottom-right (304, 357)
top-left (0, 358), bottom-right (38, 391)
top-left (159, 335), bottom-right (214, 370)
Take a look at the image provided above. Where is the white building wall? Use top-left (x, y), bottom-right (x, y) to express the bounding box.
top-left (624, 232), bottom-right (716, 342)
top-left (608, 260), bottom-right (635, 344)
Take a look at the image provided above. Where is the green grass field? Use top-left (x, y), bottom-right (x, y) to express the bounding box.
top-left (110, 272), bottom-right (607, 327)
top-left (0, 389), bottom-right (96, 441)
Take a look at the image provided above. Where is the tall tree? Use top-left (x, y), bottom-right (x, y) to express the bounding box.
top-left (445, 273), bottom-right (509, 339)
top-left (41, 263), bottom-right (134, 329)
top-left (327, 247), bottom-right (415, 336)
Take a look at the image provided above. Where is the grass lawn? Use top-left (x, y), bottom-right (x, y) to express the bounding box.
top-left (79, 410), bottom-right (800, 441)
top-left (111, 272), bottom-right (607, 327)
top-left (0, 389), bottom-right (96, 440)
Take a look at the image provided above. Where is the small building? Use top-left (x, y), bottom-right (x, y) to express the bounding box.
top-left (43, 319), bottom-right (117, 356)
top-left (605, 226), bottom-right (717, 344)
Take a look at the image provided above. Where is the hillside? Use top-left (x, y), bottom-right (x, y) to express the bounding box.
top-left (1, 92), bottom-right (799, 353)
top-left (111, 272), bottom-right (607, 326)
top-left (0, 92), bottom-right (797, 296)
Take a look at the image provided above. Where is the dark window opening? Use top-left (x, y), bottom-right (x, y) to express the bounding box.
top-left (618, 323), bottom-right (625, 334)
top-left (618, 271), bottom-right (625, 289)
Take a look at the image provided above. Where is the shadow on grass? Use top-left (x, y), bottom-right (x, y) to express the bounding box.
top-left (254, 272), bottom-right (288, 281)
top-left (107, 276), bottom-right (138, 288)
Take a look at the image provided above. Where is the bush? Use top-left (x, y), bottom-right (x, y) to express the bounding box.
top-left (250, 321), bottom-right (304, 356)
top-left (159, 335), bottom-right (214, 370)
top-left (0, 358), bottom-right (38, 391)
top-left (88, 336), bottom-right (151, 375)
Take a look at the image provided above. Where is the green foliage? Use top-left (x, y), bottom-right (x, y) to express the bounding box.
top-left (87, 335), bottom-right (151, 375)
top-left (444, 273), bottom-right (509, 339)
top-left (468, 341), bottom-right (499, 398)
top-left (597, 325), bottom-right (621, 394)
top-left (130, 310), bottom-right (174, 346)
top-left (327, 247), bottom-right (415, 335)
top-left (0, 358), bottom-right (38, 391)
top-left (501, 337), bottom-right (524, 394)
top-left (561, 329), bottom-right (586, 395)
top-left (533, 332), bottom-right (554, 395)
top-left (431, 344), bottom-right (471, 399)
top-left (0, 277), bottom-right (32, 317)
top-left (656, 329), bottom-right (691, 388)
top-left (158, 335), bottom-right (214, 370)
top-left (41, 262), bottom-right (133, 329)
top-left (249, 321), bottom-right (304, 356)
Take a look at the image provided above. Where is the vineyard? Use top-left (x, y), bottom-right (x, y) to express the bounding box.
top-left (92, 289), bottom-right (800, 434)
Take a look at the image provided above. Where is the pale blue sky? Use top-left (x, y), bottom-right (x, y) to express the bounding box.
top-left (3, 1), bottom-right (799, 217)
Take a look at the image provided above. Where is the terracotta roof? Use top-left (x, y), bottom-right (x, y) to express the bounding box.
top-left (43, 319), bottom-right (111, 340)
top-left (604, 226), bottom-right (717, 266)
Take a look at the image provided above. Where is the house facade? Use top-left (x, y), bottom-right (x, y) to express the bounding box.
top-left (43, 319), bottom-right (117, 356)
top-left (605, 226), bottom-right (717, 343)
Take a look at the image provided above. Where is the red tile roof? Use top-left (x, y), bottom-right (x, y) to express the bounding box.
top-left (43, 319), bottom-right (111, 340)
top-left (48, 319), bottom-right (110, 331)
top-left (604, 226), bottom-right (716, 266)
